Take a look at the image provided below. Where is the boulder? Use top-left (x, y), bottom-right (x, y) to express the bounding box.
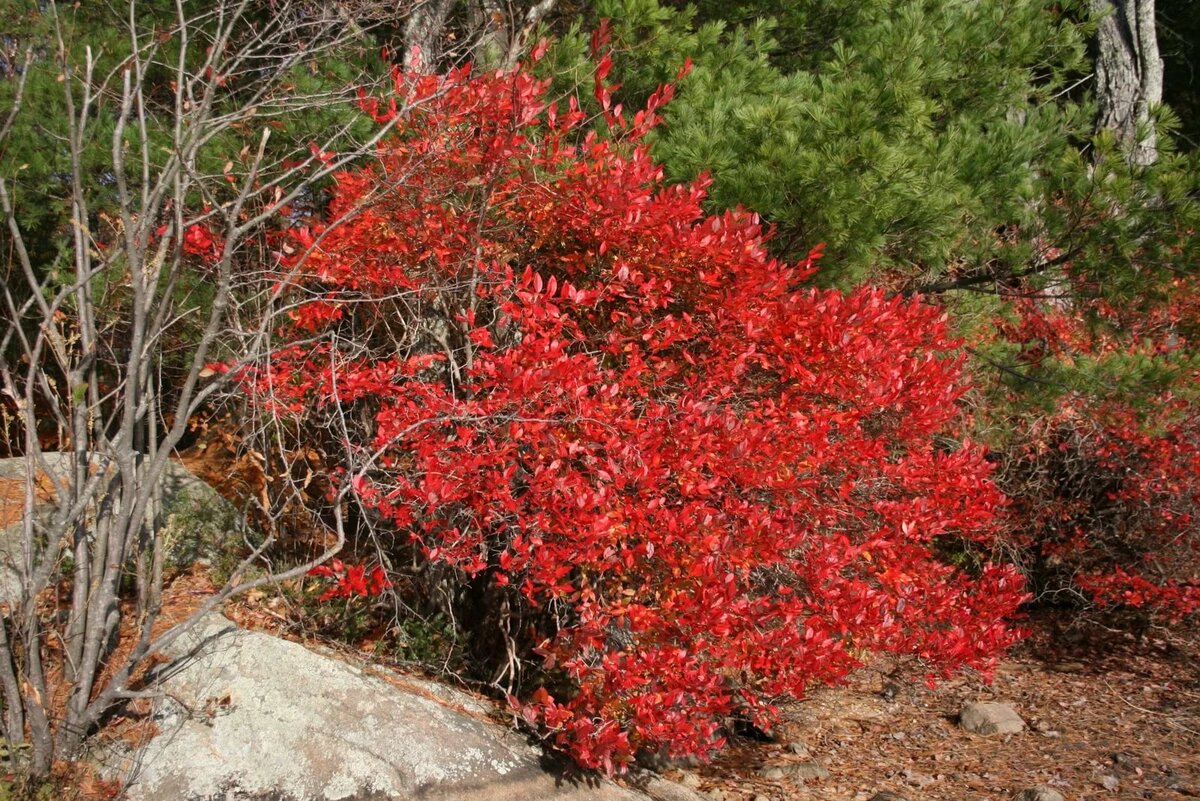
top-left (959, 701), bottom-right (1026, 735)
top-left (110, 614), bottom-right (646, 801)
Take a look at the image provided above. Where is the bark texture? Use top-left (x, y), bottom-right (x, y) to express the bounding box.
top-left (402, 0), bottom-right (558, 72)
top-left (403, 0), bottom-right (457, 71)
top-left (1093, 0), bottom-right (1164, 165)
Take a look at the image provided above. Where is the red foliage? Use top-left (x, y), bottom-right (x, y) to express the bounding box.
top-left (239, 62), bottom-right (1026, 770)
top-left (308, 559), bottom-right (393, 601)
top-left (987, 285), bottom-right (1200, 624)
top-left (154, 221), bottom-right (222, 263)
top-left (1000, 395), bottom-right (1200, 623)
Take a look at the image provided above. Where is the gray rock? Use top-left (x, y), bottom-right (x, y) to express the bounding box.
top-left (635, 773), bottom-right (709, 801)
top-left (777, 762), bottom-right (830, 781)
top-left (902, 769), bottom-right (935, 788)
top-left (959, 701), bottom-right (1026, 735)
top-left (0, 506), bottom-right (50, 605)
top-left (0, 456), bottom-right (64, 603)
top-left (868, 793), bottom-right (910, 801)
top-left (109, 614), bottom-right (646, 801)
top-left (758, 767), bottom-right (785, 781)
top-left (637, 748), bottom-right (702, 772)
top-left (1014, 788), bottom-right (1065, 801)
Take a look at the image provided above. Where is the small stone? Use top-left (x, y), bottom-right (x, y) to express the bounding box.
top-left (786, 741), bottom-right (810, 756)
top-left (706, 789), bottom-right (725, 801)
top-left (636, 773), bottom-right (711, 801)
top-left (1099, 774), bottom-right (1120, 792)
top-left (868, 793), bottom-right (910, 801)
top-left (753, 796), bottom-right (771, 801)
top-left (902, 769), bottom-right (935, 788)
top-left (959, 701), bottom-right (1026, 735)
top-left (780, 761), bottom-right (830, 781)
top-left (1014, 787), bottom-right (1065, 801)
top-left (759, 767), bottom-right (786, 781)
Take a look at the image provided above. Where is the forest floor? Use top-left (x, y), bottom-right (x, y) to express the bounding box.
top-left (686, 620), bottom-right (1200, 801)
top-left (181, 441), bottom-right (1200, 801)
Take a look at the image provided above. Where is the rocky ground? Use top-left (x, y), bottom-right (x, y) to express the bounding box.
top-left (181, 443), bottom-right (1200, 801)
top-left (212, 573), bottom-right (1199, 801)
top-left (664, 621), bottom-right (1200, 801)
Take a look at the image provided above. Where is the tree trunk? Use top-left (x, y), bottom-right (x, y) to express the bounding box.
top-left (402, 0), bottom-right (559, 73)
top-left (403, 0), bottom-right (457, 71)
top-left (1092, 0), bottom-right (1164, 165)
top-left (469, 0), bottom-right (509, 70)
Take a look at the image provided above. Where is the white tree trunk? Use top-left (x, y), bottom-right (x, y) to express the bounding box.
top-left (401, 0), bottom-right (559, 73)
top-left (1092, 0), bottom-right (1164, 165)
top-left (403, 0), bottom-right (457, 71)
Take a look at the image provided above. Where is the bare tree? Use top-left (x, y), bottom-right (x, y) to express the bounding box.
top-left (0, 0), bottom-right (422, 781)
top-left (1093, 0), bottom-right (1165, 165)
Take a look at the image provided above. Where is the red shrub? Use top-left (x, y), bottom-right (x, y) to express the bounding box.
top-left (239, 59), bottom-right (1026, 770)
top-left (986, 288), bottom-right (1200, 625)
top-left (999, 392), bottom-right (1200, 624)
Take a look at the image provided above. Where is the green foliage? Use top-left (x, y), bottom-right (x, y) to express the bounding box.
top-left (549, 0), bottom-right (1094, 286)
top-left (0, 0), bottom-right (393, 424)
top-left (1, 2), bottom-right (125, 253)
top-left (389, 611), bottom-right (457, 665)
top-left (293, 577), bottom-right (458, 667)
top-left (161, 483), bottom-right (248, 586)
top-left (544, 0), bottom-right (1197, 305)
top-left (0, 0), bottom-right (386, 264)
top-left (0, 776), bottom-right (56, 801)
